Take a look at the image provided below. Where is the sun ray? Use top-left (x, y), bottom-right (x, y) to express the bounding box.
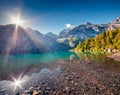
top-left (3, 12), bottom-right (26, 64)
top-left (3, 25), bottom-right (18, 63)
top-left (3, 12), bottom-right (46, 65)
top-left (24, 29), bottom-right (47, 52)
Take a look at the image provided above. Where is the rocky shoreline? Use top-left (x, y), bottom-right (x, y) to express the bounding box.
top-left (0, 59), bottom-right (120, 95)
top-left (10, 60), bottom-right (120, 95)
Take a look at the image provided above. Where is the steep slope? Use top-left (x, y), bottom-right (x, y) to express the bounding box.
top-left (0, 17), bottom-right (120, 54)
top-left (26, 28), bottom-right (58, 51)
top-left (0, 24), bottom-right (46, 54)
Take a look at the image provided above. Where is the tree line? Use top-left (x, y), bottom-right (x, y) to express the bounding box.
top-left (75, 28), bottom-right (120, 53)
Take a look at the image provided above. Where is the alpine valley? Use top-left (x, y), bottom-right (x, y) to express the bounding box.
top-left (0, 17), bottom-right (120, 54)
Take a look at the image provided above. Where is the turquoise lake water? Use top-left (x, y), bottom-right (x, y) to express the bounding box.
top-left (0, 51), bottom-right (78, 73)
top-left (0, 51), bottom-right (120, 80)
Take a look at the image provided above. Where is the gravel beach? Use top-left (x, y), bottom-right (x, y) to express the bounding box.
top-left (0, 59), bottom-right (120, 95)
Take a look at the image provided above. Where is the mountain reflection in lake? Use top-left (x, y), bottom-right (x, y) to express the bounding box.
top-left (0, 51), bottom-right (120, 80)
top-left (0, 52), bottom-right (78, 80)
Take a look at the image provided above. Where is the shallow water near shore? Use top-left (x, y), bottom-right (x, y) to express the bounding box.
top-left (0, 51), bottom-right (120, 80)
top-left (0, 51), bottom-right (77, 73)
top-left (0, 51), bottom-right (120, 94)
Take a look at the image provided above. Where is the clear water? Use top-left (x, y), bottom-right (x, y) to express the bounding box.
top-left (0, 51), bottom-right (78, 73)
top-left (0, 51), bottom-right (120, 80)
top-left (0, 51), bottom-right (120, 95)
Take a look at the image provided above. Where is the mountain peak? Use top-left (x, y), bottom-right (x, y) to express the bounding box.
top-left (45, 32), bottom-right (58, 39)
top-left (0, 24), bottom-right (47, 54)
top-left (111, 16), bottom-right (120, 24)
top-left (117, 16), bottom-right (120, 19)
top-left (84, 22), bottom-right (92, 25)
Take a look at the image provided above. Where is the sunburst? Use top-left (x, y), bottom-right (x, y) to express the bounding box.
top-left (12, 74), bottom-right (24, 91)
top-left (9, 13), bottom-right (26, 27)
top-left (12, 16), bottom-right (22, 26)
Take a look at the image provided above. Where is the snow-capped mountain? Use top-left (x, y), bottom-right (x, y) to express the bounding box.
top-left (56, 17), bottom-right (120, 51)
top-left (107, 17), bottom-right (120, 30)
top-left (0, 17), bottom-right (120, 54)
top-left (111, 17), bottom-right (120, 24)
top-left (59, 23), bottom-right (108, 40)
top-left (59, 17), bottom-right (120, 40)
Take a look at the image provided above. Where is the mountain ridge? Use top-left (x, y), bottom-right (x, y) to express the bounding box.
top-left (0, 24), bottom-right (47, 54)
top-left (0, 17), bottom-right (120, 54)
top-left (58, 17), bottom-right (120, 40)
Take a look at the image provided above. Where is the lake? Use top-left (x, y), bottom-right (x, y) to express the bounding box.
top-left (0, 51), bottom-right (78, 79)
top-left (0, 51), bottom-right (120, 94)
top-left (0, 51), bottom-right (120, 80)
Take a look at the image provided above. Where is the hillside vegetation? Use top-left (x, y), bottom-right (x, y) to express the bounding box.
top-left (75, 28), bottom-right (120, 53)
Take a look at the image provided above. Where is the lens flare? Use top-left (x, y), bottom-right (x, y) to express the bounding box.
top-left (13, 79), bottom-right (22, 90)
top-left (14, 80), bottom-right (22, 87)
top-left (12, 75), bottom-right (23, 90)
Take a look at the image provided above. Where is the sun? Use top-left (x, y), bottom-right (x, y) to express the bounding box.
top-left (13, 17), bottom-right (22, 26)
top-left (8, 11), bottom-right (30, 27)
top-left (9, 13), bottom-right (25, 26)
top-left (12, 16), bottom-right (23, 26)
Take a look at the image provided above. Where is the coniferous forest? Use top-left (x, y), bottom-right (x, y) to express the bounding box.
top-left (75, 28), bottom-right (120, 52)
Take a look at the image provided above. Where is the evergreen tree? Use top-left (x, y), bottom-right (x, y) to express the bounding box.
top-left (75, 28), bottom-right (120, 52)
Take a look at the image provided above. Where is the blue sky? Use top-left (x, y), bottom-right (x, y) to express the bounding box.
top-left (0, 0), bottom-right (120, 34)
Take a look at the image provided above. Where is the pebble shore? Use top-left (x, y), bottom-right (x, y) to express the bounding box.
top-left (0, 60), bottom-right (120, 95)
